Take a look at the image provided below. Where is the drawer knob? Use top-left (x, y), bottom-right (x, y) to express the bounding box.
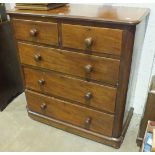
top-left (85, 92), bottom-right (92, 100)
top-left (85, 64), bottom-right (93, 73)
top-left (85, 117), bottom-right (92, 128)
top-left (38, 79), bottom-right (45, 86)
top-left (40, 103), bottom-right (47, 110)
top-left (84, 37), bottom-right (93, 49)
top-left (30, 28), bottom-right (38, 37)
top-left (34, 54), bottom-right (42, 62)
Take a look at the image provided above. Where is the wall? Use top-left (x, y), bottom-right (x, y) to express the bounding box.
top-left (5, 3), bottom-right (15, 10)
top-left (6, 3), bottom-right (155, 114)
top-left (115, 3), bottom-right (155, 114)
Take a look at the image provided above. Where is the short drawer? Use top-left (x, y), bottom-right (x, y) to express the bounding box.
top-left (18, 42), bottom-right (120, 85)
top-left (12, 19), bottom-right (58, 46)
top-left (26, 90), bottom-right (114, 136)
top-left (62, 24), bottom-right (123, 56)
top-left (23, 67), bottom-right (117, 113)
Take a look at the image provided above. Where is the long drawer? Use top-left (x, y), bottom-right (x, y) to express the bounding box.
top-left (26, 90), bottom-right (114, 136)
top-left (23, 67), bottom-right (117, 113)
top-left (12, 19), bottom-right (58, 46)
top-left (62, 24), bottom-right (123, 56)
top-left (18, 42), bottom-right (120, 85)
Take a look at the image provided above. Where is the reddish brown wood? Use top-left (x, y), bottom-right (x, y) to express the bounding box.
top-left (113, 15), bottom-right (149, 138)
top-left (12, 19), bottom-right (58, 46)
top-left (112, 28), bottom-right (135, 138)
top-left (23, 67), bottom-right (117, 113)
top-left (62, 24), bottom-right (123, 56)
top-left (8, 4), bottom-right (149, 25)
top-left (18, 42), bottom-right (120, 85)
top-left (26, 90), bottom-right (114, 137)
top-left (7, 5), bottom-right (149, 148)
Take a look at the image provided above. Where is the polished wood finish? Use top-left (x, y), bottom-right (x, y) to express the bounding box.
top-left (23, 67), bottom-right (117, 113)
top-left (28, 105), bottom-right (134, 148)
top-left (26, 90), bottom-right (114, 136)
top-left (8, 4), bottom-right (149, 25)
top-left (12, 19), bottom-right (58, 46)
top-left (62, 24), bottom-right (123, 56)
top-left (8, 4), bottom-right (149, 148)
top-left (112, 13), bottom-right (149, 137)
top-left (112, 27), bottom-right (135, 137)
top-left (18, 42), bottom-right (120, 85)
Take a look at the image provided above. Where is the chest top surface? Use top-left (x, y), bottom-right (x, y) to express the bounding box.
top-left (8, 4), bottom-right (150, 25)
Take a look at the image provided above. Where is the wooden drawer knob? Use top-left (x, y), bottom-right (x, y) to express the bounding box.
top-left (85, 117), bottom-right (92, 128)
top-left (40, 103), bottom-right (47, 110)
top-left (38, 79), bottom-right (45, 86)
top-left (85, 92), bottom-right (92, 100)
top-left (34, 54), bottom-right (42, 62)
top-left (30, 28), bottom-right (38, 37)
top-left (84, 37), bottom-right (93, 49)
top-left (85, 64), bottom-right (93, 73)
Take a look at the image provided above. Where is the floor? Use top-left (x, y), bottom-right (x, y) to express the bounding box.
top-left (0, 93), bottom-right (141, 152)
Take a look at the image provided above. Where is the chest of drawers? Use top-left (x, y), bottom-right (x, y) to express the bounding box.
top-left (8, 4), bottom-right (149, 148)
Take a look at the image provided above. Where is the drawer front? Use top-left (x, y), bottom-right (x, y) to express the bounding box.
top-left (19, 42), bottom-right (120, 85)
top-left (23, 67), bottom-right (117, 113)
top-left (12, 19), bottom-right (58, 46)
top-left (26, 90), bottom-right (114, 136)
top-left (62, 24), bottom-right (123, 56)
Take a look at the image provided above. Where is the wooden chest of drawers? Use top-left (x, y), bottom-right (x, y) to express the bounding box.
top-left (8, 4), bottom-right (149, 148)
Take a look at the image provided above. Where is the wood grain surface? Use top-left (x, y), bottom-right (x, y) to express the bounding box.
top-left (62, 24), bottom-right (123, 56)
top-left (12, 19), bottom-right (58, 46)
top-left (18, 42), bottom-right (120, 85)
top-left (23, 67), bottom-right (117, 113)
top-left (26, 90), bottom-right (114, 136)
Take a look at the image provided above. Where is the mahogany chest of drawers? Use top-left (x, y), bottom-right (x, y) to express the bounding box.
top-left (8, 4), bottom-right (149, 148)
